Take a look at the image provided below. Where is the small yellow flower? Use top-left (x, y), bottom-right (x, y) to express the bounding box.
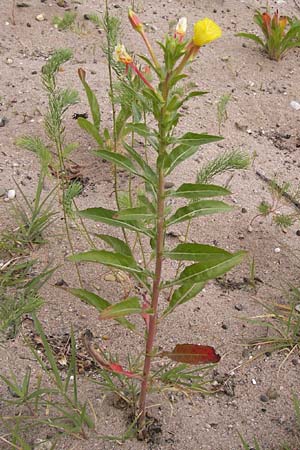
top-left (193, 18), bottom-right (222, 47)
top-left (113, 44), bottom-right (133, 64)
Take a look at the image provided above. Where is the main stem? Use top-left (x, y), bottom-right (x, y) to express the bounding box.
top-left (138, 79), bottom-right (169, 434)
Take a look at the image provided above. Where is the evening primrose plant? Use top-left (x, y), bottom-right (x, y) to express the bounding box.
top-left (237, 9), bottom-right (300, 61)
top-left (70, 12), bottom-right (245, 437)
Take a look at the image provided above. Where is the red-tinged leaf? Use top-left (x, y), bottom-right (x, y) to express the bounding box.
top-left (160, 344), bottom-right (221, 364)
top-left (108, 362), bottom-right (141, 379)
top-left (141, 294), bottom-right (151, 332)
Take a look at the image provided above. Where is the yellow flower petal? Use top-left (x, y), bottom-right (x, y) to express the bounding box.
top-left (193, 18), bottom-right (222, 47)
top-left (113, 44), bottom-right (132, 64)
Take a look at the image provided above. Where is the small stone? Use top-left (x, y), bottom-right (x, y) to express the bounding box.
top-left (241, 207), bottom-right (247, 213)
top-left (234, 304), bottom-right (243, 311)
top-left (33, 439), bottom-right (53, 450)
top-left (0, 117), bottom-right (7, 127)
top-left (260, 394), bottom-right (269, 403)
top-left (274, 247), bottom-right (281, 253)
top-left (104, 273), bottom-right (116, 282)
top-left (251, 378), bottom-right (257, 385)
top-left (290, 100), bottom-right (300, 111)
top-left (178, 235), bottom-right (185, 243)
top-left (6, 58), bottom-right (13, 65)
top-left (164, 181), bottom-right (174, 189)
top-left (296, 230), bottom-right (300, 236)
top-left (221, 323), bottom-right (228, 330)
top-left (266, 387), bottom-right (279, 400)
top-left (294, 304), bottom-right (300, 313)
top-left (7, 189), bottom-right (16, 200)
top-left (36, 14), bottom-right (45, 21)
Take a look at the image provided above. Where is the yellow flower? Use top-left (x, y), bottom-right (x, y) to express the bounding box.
top-left (113, 44), bottom-right (133, 64)
top-left (193, 18), bottom-right (222, 47)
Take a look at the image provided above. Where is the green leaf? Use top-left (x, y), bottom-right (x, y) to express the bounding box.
top-left (68, 288), bottom-right (135, 330)
top-left (165, 243), bottom-right (231, 261)
top-left (96, 150), bottom-right (139, 176)
top-left (78, 207), bottom-right (152, 237)
top-left (163, 282), bottom-right (205, 316)
top-left (69, 250), bottom-right (143, 274)
top-left (236, 32), bottom-right (265, 47)
top-left (99, 296), bottom-right (144, 320)
top-left (165, 134), bottom-right (223, 174)
top-left (115, 207), bottom-right (154, 221)
top-left (177, 132), bottom-right (222, 146)
top-left (123, 142), bottom-right (157, 185)
top-left (168, 183), bottom-right (231, 199)
top-left (165, 251), bottom-right (246, 287)
top-left (125, 122), bottom-right (152, 138)
top-left (78, 68), bottom-right (101, 130)
top-left (77, 118), bottom-right (104, 147)
top-left (167, 200), bottom-right (232, 226)
top-left (94, 234), bottom-right (132, 257)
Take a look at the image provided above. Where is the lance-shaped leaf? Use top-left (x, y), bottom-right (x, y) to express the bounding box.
top-left (163, 282), bottom-right (205, 316)
top-left (159, 344), bottom-right (220, 364)
top-left (168, 183), bottom-right (231, 199)
top-left (125, 122), bottom-right (153, 138)
top-left (165, 250), bottom-right (246, 287)
top-left (167, 200), bottom-right (232, 226)
top-left (99, 296), bottom-right (150, 320)
top-left (68, 288), bottom-right (135, 331)
top-left (123, 142), bottom-right (157, 186)
top-left (77, 118), bottom-right (104, 147)
top-left (165, 134), bottom-right (223, 174)
top-left (96, 150), bottom-right (139, 176)
top-left (78, 207), bottom-right (152, 237)
top-left (69, 250), bottom-right (143, 274)
top-left (114, 207), bottom-right (154, 222)
top-left (78, 68), bottom-right (101, 130)
top-left (165, 243), bottom-right (231, 262)
top-left (94, 234), bottom-right (132, 257)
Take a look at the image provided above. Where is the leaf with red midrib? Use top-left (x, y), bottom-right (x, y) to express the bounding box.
top-left (160, 344), bottom-right (221, 364)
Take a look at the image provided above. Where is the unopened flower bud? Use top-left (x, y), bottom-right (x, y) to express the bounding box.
top-left (128, 9), bottom-right (144, 33)
top-left (175, 17), bottom-right (187, 41)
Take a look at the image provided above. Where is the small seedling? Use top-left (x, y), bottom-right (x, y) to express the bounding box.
top-left (237, 9), bottom-right (300, 61)
top-left (217, 93), bottom-right (231, 134)
top-left (53, 11), bottom-right (77, 31)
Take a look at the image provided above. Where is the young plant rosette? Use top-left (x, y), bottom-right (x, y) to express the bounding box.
top-left (70, 12), bottom-right (245, 437)
top-left (237, 9), bottom-right (300, 61)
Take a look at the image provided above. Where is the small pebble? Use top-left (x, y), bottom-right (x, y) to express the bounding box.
top-left (36, 14), bottom-right (45, 21)
top-left (241, 207), bottom-right (247, 213)
top-left (6, 58), bottom-right (13, 65)
top-left (296, 230), bottom-right (300, 236)
top-left (234, 304), bottom-right (243, 311)
top-left (266, 387), bottom-right (279, 400)
top-left (251, 378), bottom-right (257, 385)
top-left (221, 323), bottom-right (228, 330)
top-left (290, 100), bottom-right (300, 111)
top-left (7, 189), bottom-right (16, 200)
top-left (260, 394), bottom-right (269, 403)
top-left (274, 247), bottom-right (281, 253)
top-left (0, 117), bottom-right (7, 127)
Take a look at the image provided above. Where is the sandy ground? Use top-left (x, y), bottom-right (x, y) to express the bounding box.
top-left (0, 0), bottom-right (300, 449)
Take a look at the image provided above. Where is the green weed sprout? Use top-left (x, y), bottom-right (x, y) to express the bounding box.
top-left (237, 9), bottom-right (300, 61)
top-left (70, 12), bottom-right (246, 437)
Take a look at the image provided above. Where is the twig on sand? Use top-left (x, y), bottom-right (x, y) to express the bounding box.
top-left (255, 170), bottom-right (300, 211)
